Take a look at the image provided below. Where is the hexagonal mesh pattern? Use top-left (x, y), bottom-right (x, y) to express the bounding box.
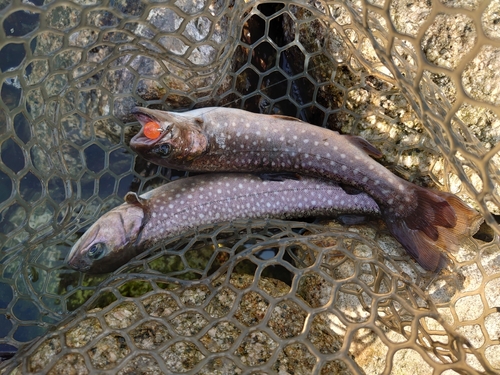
top-left (0, 0), bottom-right (499, 373)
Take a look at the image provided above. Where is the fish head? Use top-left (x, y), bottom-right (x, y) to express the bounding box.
top-left (66, 204), bottom-right (145, 274)
top-left (130, 107), bottom-right (209, 168)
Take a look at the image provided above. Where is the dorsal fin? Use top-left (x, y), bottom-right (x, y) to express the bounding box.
top-left (345, 135), bottom-right (383, 158)
top-left (125, 192), bottom-right (146, 206)
top-left (270, 114), bottom-right (304, 123)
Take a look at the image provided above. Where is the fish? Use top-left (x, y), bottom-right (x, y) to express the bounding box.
top-left (130, 106), bottom-right (484, 271)
top-left (66, 173), bottom-right (381, 273)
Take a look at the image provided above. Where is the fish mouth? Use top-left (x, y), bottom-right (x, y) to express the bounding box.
top-left (65, 253), bottom-right (92, 272)
top-left (131, 107), bottom-right (172, 148)
top-left (65, 230), bottom-right (96, 272)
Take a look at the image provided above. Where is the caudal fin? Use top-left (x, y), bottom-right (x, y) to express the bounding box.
top-left (385, 188), bottom-right (483, 271)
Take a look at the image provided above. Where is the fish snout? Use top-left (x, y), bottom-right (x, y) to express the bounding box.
top-left (66, 253), bottom-right (92, 273)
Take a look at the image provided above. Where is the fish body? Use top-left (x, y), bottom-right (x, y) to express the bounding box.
top-left (130, 107), bottom-right (483, 271)
top-left (66, 173), bottom-right (381, 273)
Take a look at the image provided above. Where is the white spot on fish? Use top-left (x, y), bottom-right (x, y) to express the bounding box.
top-left (388, 199), bottom-right (394, 204)
top-left (341, 165), bottom-right (347, 171)
top-left (399, 184), bottom-right (405, 191)
top-left (303, 139), bottom-right (309, 143)
top-left (293, 135), bottom-right (297, 140)
top-left (340, 154), bottom-right (346, 159)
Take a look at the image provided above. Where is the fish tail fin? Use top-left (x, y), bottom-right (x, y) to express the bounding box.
top-left (385, 187), bottom-right (483, 271)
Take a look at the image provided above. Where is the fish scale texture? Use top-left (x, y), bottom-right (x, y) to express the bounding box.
top-left (0, 0), bottom-right (499, 374)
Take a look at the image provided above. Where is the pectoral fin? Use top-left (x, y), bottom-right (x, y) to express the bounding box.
top-left (257, 172), bottom-right (302, 181)
top-left (125, 192), bottom-right (147, 206)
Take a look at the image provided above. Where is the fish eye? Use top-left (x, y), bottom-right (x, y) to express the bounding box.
top-left (88, 243), bottom-right (105, 259)
top-left (152, 144), bottom-right (171, 158)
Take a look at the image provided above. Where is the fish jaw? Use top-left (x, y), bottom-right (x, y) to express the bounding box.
top-left (66, 204), bottom-right (145, 274)
top-left (130, 107), bottom-right (209, 167)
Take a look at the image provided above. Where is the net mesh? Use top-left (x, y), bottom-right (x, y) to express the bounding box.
top-left (0, 0), bottom-right (499, 373)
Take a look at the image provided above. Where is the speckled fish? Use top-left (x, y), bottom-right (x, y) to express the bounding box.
top-left (130, 107), bottom-right (483, 271)
top-left (66, 173), bottom-right (381, 274)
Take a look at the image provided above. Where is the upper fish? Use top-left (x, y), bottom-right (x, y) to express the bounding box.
top-left (130, 106), bottom-right (484, 271)
top-left (66, 173), bottom-right (381, 274)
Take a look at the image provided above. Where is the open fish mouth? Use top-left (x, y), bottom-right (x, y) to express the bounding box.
top-left (131, 108), bottom-right (172, 147)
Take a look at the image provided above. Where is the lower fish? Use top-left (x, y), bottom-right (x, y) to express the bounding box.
top-left (130, 107), bottom-right (483, 271)
top-left (66, 173), bottom-right (381, 273)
